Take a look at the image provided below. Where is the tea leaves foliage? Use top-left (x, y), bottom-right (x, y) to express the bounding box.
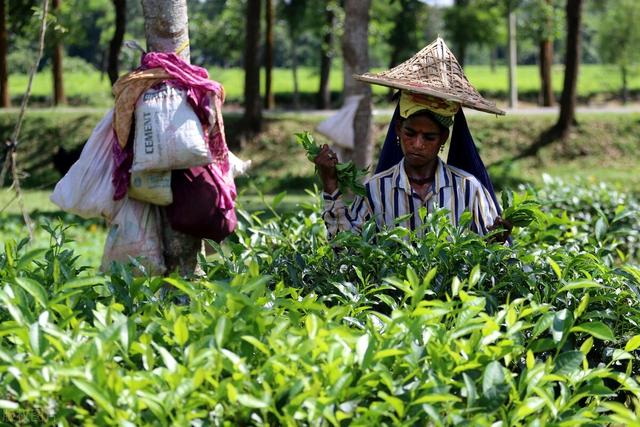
top-left (0, 180), bottom-right (639, 425)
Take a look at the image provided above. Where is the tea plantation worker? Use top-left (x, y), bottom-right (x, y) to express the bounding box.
top-left (314, 38), bottom-right (511, 242)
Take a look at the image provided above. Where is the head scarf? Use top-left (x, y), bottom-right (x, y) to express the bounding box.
top-left (375, 93), bottom-right (502, 215)
top-left (398, 91), bottom-right (460, 128)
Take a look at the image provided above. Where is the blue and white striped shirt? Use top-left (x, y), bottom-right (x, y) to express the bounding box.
top-left (322, 158), bottom-right (498, 237)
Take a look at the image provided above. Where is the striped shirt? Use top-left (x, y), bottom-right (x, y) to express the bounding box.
top-left (322, 158), bottom-right (498, 237)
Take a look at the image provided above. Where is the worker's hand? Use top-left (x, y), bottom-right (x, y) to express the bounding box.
top-left (313, 144), bottom-right (339, 194)
top-left (487, 215), bottom-right (513, 243)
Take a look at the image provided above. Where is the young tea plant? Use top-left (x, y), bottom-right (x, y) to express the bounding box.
top-left (501, 189), bottom-right (543, 227)
top-left (295, 131), bottom-right (367, 197)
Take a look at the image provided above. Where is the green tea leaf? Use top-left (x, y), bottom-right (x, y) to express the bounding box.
top-left (625, 335), bottom-right (640, 352)
top-left (237, 393), bottom-right (269, 409)
top-left (571, 322), bottom-right (615, 341)
top-left (174, 315), bottom-right (189, 346)
top-left (553, 351), bottom-right (583, 375)
top-left (356, 334), bottom-right (374, 368)
top-left (242, 335), bottom-right (270, 356)
top-left (482, 361), bottom-right (508, 403)
top-left (378, 391), bottom-right (405, 417)
top-left (551, 309), bottom-right (574, 344)
top-left (215, 316), bottom-right (230, 348)
top-left (152, 343), bottom-right (178, 372)
top-left (72, 378), bottom-right (115, 416)
top-left (469, 265), bottom-right (481, 288)
top-left (556, 280), bottom-right (604, 294)
top-left (514, 397), bottom-right (545, 419)
top-left (0, 399), bottom-right (19, 409)
top-left (305, 314), bottom-right (319, 340)
top-left (14, 277), bottom-right (48, 308)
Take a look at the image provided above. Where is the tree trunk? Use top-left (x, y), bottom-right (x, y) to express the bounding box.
top-left (621, 65), bottom-right (628, 104)
top-left (291, 35), bottom-right (300, 110)
top-left (490, 46), bottom-right (497, 73)
top-left (0, 0), bottom-right (8, 108)
top-left (456, 43), bottom-right (466, 69)
top-left (107, 0), bottom-right (126, 85)
top-left (555, 0), bottom-right (582, 138)
top-left (243, 0), bottom-right (262, 134)
top-left (507, 7), bottom-right (517, 109)
top-left (141, 0), bottom-right (201, 276)
top-left (539, 39), bottom-right (553, 106)
top-left (52, 0), bottom-right (66, 106)
top-left (539, 0), bottom-right (554, 107)
top-left (453, 0), bottom-right (468, 68)
top-left (513, 0), bottom-right (582, 160)
top-left (342, 0), bottom-right (372, 170)
top-left (317, 4), bottom-right (333, 109)
top-left (264, 0), bottom-right (274, 110)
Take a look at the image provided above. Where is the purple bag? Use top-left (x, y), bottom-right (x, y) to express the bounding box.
top-left (166, 165), bottom-right (237, 242)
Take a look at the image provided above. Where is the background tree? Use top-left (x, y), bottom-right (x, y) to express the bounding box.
top-left (187, 0), bottom-right (244, 67)
top-left (316, 0), bottom-right (337, 109)
top-left (51, 0), bottom-right (66, 105)
top-left (280, 0), bottom-right (308, 110)
top-left (264, 0), bottom-right (274, 109)
top-left (243, 0), bottom-right (262, 134)
top-left (387, 0), bottom-right (422, 68)
top-left (141, 0), bottom-right (201, 276)
top-left (1, 0), bottom-right (39, 107)
top-left (516, 0), bottom-right (583, 159)
top-left (595, 0), bottom-right (640, 104)
top-left (443, 0), bottom-right (503, 67)
top-left (519, 0), bottom-right (562, 106)
top-left (107, 0), bottom-right (126, 85)
top-left (342, 0), bottom-right (372, 169)
top-left (553, 0), bottom-right (582, 138)
top-left (506, 0), bottom-right (517, 108)
top-left (0, 0), bottom-right (7, 107)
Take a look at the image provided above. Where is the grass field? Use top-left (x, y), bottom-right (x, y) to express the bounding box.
top-left (8, 63), bottom-right (640, 107)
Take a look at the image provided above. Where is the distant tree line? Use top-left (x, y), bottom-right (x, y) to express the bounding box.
top-left (1, 0), bottom-right (639, 109)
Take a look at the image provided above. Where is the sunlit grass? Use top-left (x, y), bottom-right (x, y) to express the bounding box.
top-left (8, 63), bottom-right (639, 106)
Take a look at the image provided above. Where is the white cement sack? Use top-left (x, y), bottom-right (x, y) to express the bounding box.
top-left (132, 83), bottom-right (212, 172)
top-left (101, 197), bottom-right (165, 276)
top-left (50, 109), bottom-right (124, 221)
top-left (128, 170), bottom-right (173, 206)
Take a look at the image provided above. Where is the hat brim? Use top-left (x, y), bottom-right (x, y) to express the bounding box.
top-left (354, 73), bottom-right (506, 116)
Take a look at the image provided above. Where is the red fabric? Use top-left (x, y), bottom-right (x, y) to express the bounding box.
top-left (165, 164), bottom-right (237, 242)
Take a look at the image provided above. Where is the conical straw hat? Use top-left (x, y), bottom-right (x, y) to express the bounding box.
top-left (354, 37), bottom-right (505, 115)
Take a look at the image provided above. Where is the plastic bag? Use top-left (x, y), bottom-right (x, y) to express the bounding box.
top-left (128, 170), bottom-right (173, 206)
top-left (101, 197), bottom-right (165, 275)
top-left (132, 83), bottom-right (212, 172)
top-left (50, 109), bottom-right (124, 221)
top-left (315, 95), bottom-right (363, 150)
top-left (228, 150), bottom-right (252, 177)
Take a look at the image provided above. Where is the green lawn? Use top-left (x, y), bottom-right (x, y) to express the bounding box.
top-left (8, 63), bottom-right (640, 106)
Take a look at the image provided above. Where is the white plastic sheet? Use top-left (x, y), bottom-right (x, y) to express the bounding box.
top-left (50, 109), bottom-right (123, 221)
top-left (315, 95), bottom-right (363, 150)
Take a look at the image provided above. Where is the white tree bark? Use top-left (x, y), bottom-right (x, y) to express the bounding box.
top-left (342, 0), bottom-right (373, 170)
top-left (141, 0), bottom-right (201, 276)
top-left (141, 0), bottom-right (190, 61)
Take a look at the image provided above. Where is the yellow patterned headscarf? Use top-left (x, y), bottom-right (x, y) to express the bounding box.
top-left (399, 91), bottom-right (460, 127)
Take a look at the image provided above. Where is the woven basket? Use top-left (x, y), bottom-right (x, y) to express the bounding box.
top-left (354, 37), bottom-right (505, 115)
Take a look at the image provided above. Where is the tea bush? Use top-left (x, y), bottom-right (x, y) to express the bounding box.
top-left (0, 180), bottom-right (639, 425)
